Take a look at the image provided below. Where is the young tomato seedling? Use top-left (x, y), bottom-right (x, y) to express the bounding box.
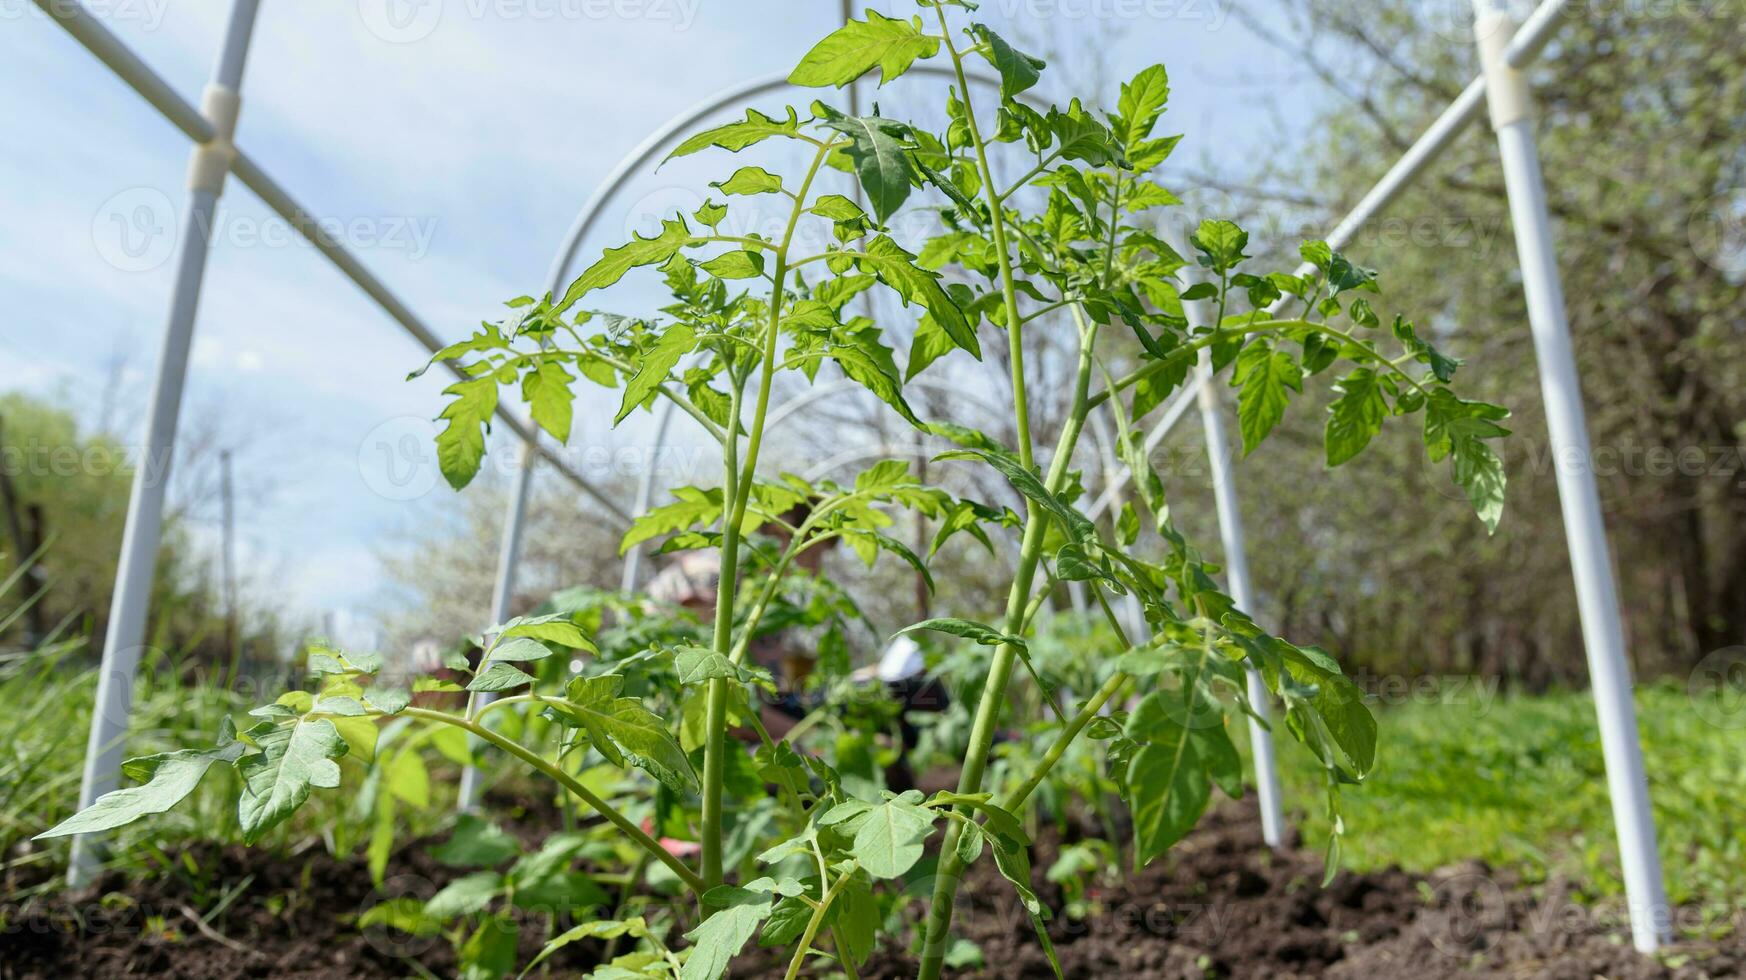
top-left (46, 4), bottom-right (1508, 978)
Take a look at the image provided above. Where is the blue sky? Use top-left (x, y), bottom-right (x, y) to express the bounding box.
top-left (0, 0), bottom-right (1321, 640)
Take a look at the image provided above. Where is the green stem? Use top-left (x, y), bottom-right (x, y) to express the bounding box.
top-left (699, 139), bottom-right (837, 890)
top-left (397, 708), bottom-right (707, 894)
top-left (784, 864), bottom-right (857, 980)
top-left (700, 380), bottom-right (745, 889)
top-left (1084, 317), bottom-right (1317, 411)
top-left (916, 154), bottom-right (1102, 980)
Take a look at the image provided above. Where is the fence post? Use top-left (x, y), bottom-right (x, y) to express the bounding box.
top-left (69, 0), bottom-right (263, 887)
top-left (1471, 0), bottom-right (1668, 951)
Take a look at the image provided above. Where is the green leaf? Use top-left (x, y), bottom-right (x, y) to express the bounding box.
top-left (1114, 64), bottom-right (1170, 145)
top-left (459, 916), bottom-right (519, 980)
top-left (237, 717), bottom-right (349, 844)
top-left (1125, 720), bottom-right (1212, 866)
top-left (434, 814), bottom-right (521, 867)
top-left (935, 447), bottom-right (1095, 544)
top-left (821, 117), bottom-right (914, 224)
top-left (968, 24), bottom-right (1044, 100)
top-left (988, 835), bottom-right (1063, 980)
top-left (620, 486), bottom-right (724, 556)
top-left (1279, 645), bottom-right (1377, 777)
top-left (830, 339), bottom-right (920, 425)
top-left (788, 10), bottom-right (940, 88)
top-left (1423, 389), bottom-right (1510, 533)
top-left (896, 617), bottom-right (1024, 650)
top-left (468, 662), bottom-right (535, 692)
top-left (617, 322), bottom-right (698, 425)
top-left (858, 235), bottom-right (979, 357)
top-left (435, 375), bottom-right (498, 491)
top-left (699, 250), bottom-right (765, 280)
top-left (905, 313), bottom-right (957, 381)
top-left (811, 194), bottom-right (866, 222)
top-left (680, 890), bottom-right (772, 980)
top-left (1392, 315), bottom-right (1461, 383)
top-left (522, 360), bottom-right (574, 444)
top-left (549, 675), bottom-right (699, 793)
top-left (557, 218), bottom-right (692, 312)
top-left (711, 165), bottom-right (784, 196)
top-left (1232, 342), bottom-right (1302, 454)
top-left (668, 106), bottom-right (801, 159)
top-left (1324, 367), bottom-right (1387, 467)
top-left (850, 798), bottom-right (934, 879)
top-left (500, 612), bottom-right (596, 650)
top-left (36, 724), bottom-right (243, 839)
top-left (425, 871), bottom-right (504, 919)
top-left (366, 688), bottom-right (412, 715)
top-left (1191, 219), bottom-right (1249, 274)
top-left (524, 918), bottom-right (651, 977)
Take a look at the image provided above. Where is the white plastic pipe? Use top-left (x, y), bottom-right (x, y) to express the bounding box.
top-left (68, 0), bottom-right (262, 888)
top-left (1160, 222), bottom-right (1287, 849)
top-left (458, 440), bottom-right (538, 811)
top-left (1472, 0), bottom-right (1668, 951)
top-left (32, 0), bottom-right (625, 520)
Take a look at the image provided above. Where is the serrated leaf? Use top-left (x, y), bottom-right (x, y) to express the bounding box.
top-left (711, 165), bottom-right (784, 196)
top-left (699, 250), bottom-right (765, 280)
top-left (36, 730), bottom-right (243, 839)
top-left (557, 217), bottom-right (692, 311)
top-left (968, 23), bottom-right (1044, 100)
top-left (851, 798), bottom-right (934, 879)
top-left (668, 106), bottom-right (802, 159)
top-left (468, 662), bottom-right (535, 693)
top-left (1325, 367), bottom-right (1387, 467)
top-left (935, 447), bottom-right (1095, 544)
top-left (896, 617), bottom-right (1023, 649)
top-left (435, 375), bottom-right (498, 490)
top-left (522, 360), bottom-right (575, 443)
top-left (680, 890), bottom-right (772, 980)
top-left (617, 322), bottom-right (698, 425)
top-left (822, 116), bottom-right (914, 224)
top-left (1115, 64), bottom-right (1170, 145)
top-left (237, 717), bottom-right (348, 844)
top-left (858, 235), bottom-right (978, 357)
top-left (1125, 723), bottom-right (1211, 866)
top-left (1232, 342), bottom-right (1302, 454)
top-left (550, 675), bottom-right (698, 794)
top-left (788, 10), bottom-right (940, 88)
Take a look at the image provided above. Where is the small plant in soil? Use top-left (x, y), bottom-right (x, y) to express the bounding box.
top-left (44, 3), bottom-right (1508, 977)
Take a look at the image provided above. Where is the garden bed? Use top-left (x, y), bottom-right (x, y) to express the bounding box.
top-left (4, 796), bottom-right (1738, 979)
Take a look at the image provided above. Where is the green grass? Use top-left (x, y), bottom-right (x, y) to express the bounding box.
top-left (1263, 681), bottom-right (1745, 918)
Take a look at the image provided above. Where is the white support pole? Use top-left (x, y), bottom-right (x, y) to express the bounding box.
top-left (1156, 221), bottom-right (1287, 848)
top-left (457, 440), bottom-right (538, 811)
top-left (1471, 0), bottom-right (1668, 951)
top-left (1192, 350), bottom-right (1286, 849)
top-left (69, 0), bottom-right (262, 887)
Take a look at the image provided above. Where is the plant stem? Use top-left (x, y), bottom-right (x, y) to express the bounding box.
top-left (916, 106), bottom-right (1103, 973)
top-left (699, 139), bottom-right (836, 891)
top-left (397, 707), bottom-right (707, 894)
top-left (700, 377), bottom-right (744, 890)
top-left (784, 865), bottom-right (856, 980)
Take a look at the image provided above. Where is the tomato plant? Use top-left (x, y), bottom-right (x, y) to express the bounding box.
top-left (44, 4), bottom-right (1508, 978)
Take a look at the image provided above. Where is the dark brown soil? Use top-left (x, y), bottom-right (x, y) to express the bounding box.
top-left (3, 797), bottom-right (1739, 979)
